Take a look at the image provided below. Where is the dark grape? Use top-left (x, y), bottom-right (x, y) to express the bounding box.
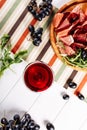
top-left (35, 13), bottom-right (42, 21)
top-left (31, 9), bottom-right (36, 15)
top-left (46, 122), bottom-right (55, 130)
top-left (35, 27), bottom-right (43, 35)
top-left (21, 118), bottom-right (27, 126)
top-left (27, 5), bottom-right (33, 12)
top-left (5, 125), bottom-right (10, 130)
top-left (27, 120), bottom-right (35, 129)
top-left (28, 25), bottom-right (35, 33)
top-left (0, 127), bottom-right (3, 130)
top-left (44, 8), bottom-right (51, 16)
top-left (32, 32), bottom-right (42, 39)
top-left (43, 0), bottom-right (52, 4)
top-left (32, 29), bottom-right (43, 45)
top-left (81, 49), bottom-right (87, 60)
top-left (39, 10), bottom-right (46, 18)
top-left (34, 124), bottom-right (40, 130)
top-left (39, 2), bottom-right (46, 9)
top-left (30, 0), bottom-right (37, 5)
top-left (48, 3), bottom-right (52, 9)
top-left (33, 37), bottom-right (42, 46)
top-left (13, 114), bottom-right (20, 124)
top-left (62, 93), bottom-right (70, 100)
top-left (68, 81), bottom-right (77, 89)
top-left (77, 93), bottom-right (85, 100)
top-left (8, 120), bottom-right (15, 127)
top-left (1, 117), bottom-right (8, 125)
top-left (25, 113), bottom-right (31, 121)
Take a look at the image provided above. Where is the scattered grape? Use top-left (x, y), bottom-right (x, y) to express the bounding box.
top-left (77, 92), bottom-right (85, 100)
top-left (46, 122), bottom-right (55, 130)
top-left (67, 80), bottom-right (77, 89)
top-left (62, 93), bottom-right (70, 100)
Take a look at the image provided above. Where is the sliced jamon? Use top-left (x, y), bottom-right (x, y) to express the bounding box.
top-left (68, 13), bottom-right (79, 24)
top-left (71, 5), bottom-right (82, 14)
top-left (64, 45), bottom-right (75, 55)
top-left (82, 20), bottom-right (87, 26)
top-left (62, 12), bottom-right (70, 19)
top-left (79, 9), bottom-right (86, 23)
top-left (85, 9), bottom-right (87, 20)
top-left (60, 35), bottom-right (74, 46)
top-left (57, 27), bottom-right (70, 37)
top-left (83, 24), bottom-right (87, 32)
top-left (71, 42), bottom-right (86, 50)
top-left (71, 5), bottom-right (86, 23)
top-left (55, 18), bottom-right (71, 32)
top-left (74, 24), bottom-right (87, 34)
top-left (57, 19), bottom-right (79, 37)
top-left (59, 45), bottom-right (75, 56)
top-left (53, 13), bottom-right (64, 28)
top-left (73, 33), bottom-right (87, 44)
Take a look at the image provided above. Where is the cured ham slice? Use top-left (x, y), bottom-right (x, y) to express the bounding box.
top-left (71, 5), bottom-right (86, 23)
top-left (85, 8), bottom-right (87, 16)
top-left (53, 13), bottom-right (64, 28)
top-left (60, 35), bottom-right (74, 46)
top-left (57, 28), bottom-right (70, 37)
top-left (71, 42), bottom-right (86, 50)
top-left (64, 45), bottom-right (75, 55)
top-left (74, 24), bottom-right (87, 34)
top-left (56, 18), bottom-right (71, 31)
top-left (73, 33), bottom-right (87, 44)
top-left (71, 5), bottom-right (82, 14)
top-left (68, 13), bottom-right (79, 24)
top-left (59, 45), bottom-right (75, 56)
top-left (57, 19), bottom-right (79, 37)
top-left (79, 9), bottom-right (86, 23)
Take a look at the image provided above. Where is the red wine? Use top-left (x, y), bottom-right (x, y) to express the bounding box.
top-left (24, 61), bottom-right (53, 92)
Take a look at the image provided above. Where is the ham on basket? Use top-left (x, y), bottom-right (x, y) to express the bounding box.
top-left (50, 0), bottom-right (87, 71)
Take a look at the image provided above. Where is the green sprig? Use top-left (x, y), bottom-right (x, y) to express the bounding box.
top-left (0, 34), bottom-right (28, 76)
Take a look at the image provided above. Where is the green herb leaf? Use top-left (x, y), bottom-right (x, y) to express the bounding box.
top-left (0, 34), bottom-right (10, 49)
top-left (0, 34), bottom-right (28, 77)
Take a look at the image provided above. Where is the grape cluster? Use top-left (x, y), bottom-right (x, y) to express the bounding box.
top-left (27, 0), bottom-right (53, 21)
top-left (28, 25), bottom-right (43, 46)
top-left (0, 113), bottom-right (40, 130)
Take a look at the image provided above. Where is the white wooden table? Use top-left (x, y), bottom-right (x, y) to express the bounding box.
top-left (0, 60), bottom-right (87, 130)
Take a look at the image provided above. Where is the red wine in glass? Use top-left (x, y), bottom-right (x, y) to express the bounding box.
top-left (24, 61), bottom-right (53, 92)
